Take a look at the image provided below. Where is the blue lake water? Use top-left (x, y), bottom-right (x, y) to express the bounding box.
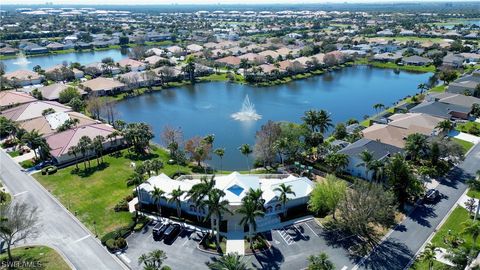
top-left (2, 49), bottom-right (128, 72)
top-left (112, 66), bottom-right (431, 170)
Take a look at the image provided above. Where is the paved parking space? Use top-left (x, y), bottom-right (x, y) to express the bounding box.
top-left (252, 220), bottom-right (357, 270)
top-left (122, 221), bottom-right (214, 270)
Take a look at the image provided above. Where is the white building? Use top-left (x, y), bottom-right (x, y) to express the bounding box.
top-left (138, 172), bottom-right (314, 232)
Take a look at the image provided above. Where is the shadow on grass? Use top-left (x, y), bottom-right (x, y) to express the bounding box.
top-left (71, 162), bottom-right (110, 178)
top-left (125, 151), bottom-right (159, 161)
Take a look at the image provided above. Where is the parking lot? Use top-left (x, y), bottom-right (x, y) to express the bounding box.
top-left (122, 219), bottom-right (357, 270)
top-left (253, 220), bottom-right (357, 270)
top-left (121, 220), bottom-right (215, 270)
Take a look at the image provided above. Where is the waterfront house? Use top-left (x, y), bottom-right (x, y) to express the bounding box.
top-left (45, 123), bottom-right (122, 165)
top-left (0, 90), bottom-right (37, 110)
top-left (117, 58), bottom-right (147, 72)
top-left (338, 138), bottom-right (403, 180)
top-left (401, 55), bottom-right (433, 66)
top-left (239, 53), bottom-right (267, 65)
top-left (447, 70), bottom-right (480, 96)
top-left (46, 42), bottom-right (64, 51)
top-left (138, 172), bottom-right (314, 232)
top-left (410, 101), bottom-right (471, 120)
top-left (0, 47), bottom-right (19, 55)
top-left (0, 100), bottom-right (72, 122)
top-left (36, 83), bottom-right (86, 101)
top-left (216, 56), bottom-right (241, 67)
top-left (3, 70), bottom-right (44, 86)
top-left (426, 92), bottom-right (480, 108)
top-left (443, 54), bottom-right (465, 68)
top-left (85, 62), bottom-right (121, 75)
top-left (80, 77), bottom-right (126, 96)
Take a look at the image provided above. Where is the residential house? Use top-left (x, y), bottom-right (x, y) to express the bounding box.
top-left (144, 55), bottom-right (169, 66)
top-left (427, 92), bottom-right (480, 108)
top-left (85, 62), bottom-right (121, 75)
top-left (0, 47), bottom-right (19, 55)
top-left (239, 53), bottom-right (266, 65)
top-left (401, 55), bottom-right (433, 66)
top-left (36, 83), bottom-right (86, 101)
top-left (216, 56), bottom-right (241, 67)
top-left (45, 123), bottom-right (122, 164)
top-left (186, 44), bottom-right (203, 53)
top-left (410, 101), bottom-right (471, 120)
top-left (46, 42), bottom-right (64, 51)
top-left (338, 138), bottom-right (403, 180)
top-left (0, 90), bottom-right (37, 110)
top-left (373, 52), bottom-right (402, 62)
top-left (443, 54), bottom-right (465, 68)
top-left (20, 111), bottom-right (98, 136)
top-left (117, 58), bottom-right (147, 72)
top-left (447, 71), bottom-right (480, 96)
top-left (3, 70), bottom-right (44, 86)
top-left (0, 100), bottom-right (72, 122)
top-left (80, 77), bottom-right (126, 95)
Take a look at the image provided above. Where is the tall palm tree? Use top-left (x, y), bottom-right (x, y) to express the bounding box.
top-left (405, 133), bottom-right (428, 162)
top-left (237, 198), bottom-right (265, 248)
top-left (273, 137), bottom-right (289, 166)
top-left (129, 172), bottom-right (145, 221)
top-left (151, 187), bottom-right (166, 217)
top-left (373, 103), bottom-right (385, 115)
top-left (168, 187), bottom-right (185, 218)
top-left (417, 83), bottom-right (429, 94)
top-left (436, 120), bottom-right (454, 135)
top-left (302, 109), bottom-right (321, 132)
top-left (21, 129), bottom-right (43, 160)
top-left (357, 150), bottom-right (374, 180)
top-left (150, 159), bottom-right (164, 175)
top-left (187, 175), bottom-right (216, 221)
top-left (78, 136), bottom-right (93, 169)
top-left (244, 188), bottom-right (264, 210)
top-left (92, 135), bottom-right (105, 165)
top-left (419, 244), bottom-right (438, 270)
top-left (207, 252), bottom-right (249, 270)
top-left (201, 188), bottom-right (232, 249)
top-left (317, 109), bottom-right (333, 134)
top-left (213, 148), bottom-right (225, 172)
top-left (273, 183), bottom-right (296, 217)
top-left (239, 144), bottom-right (253, 172)
top-left (369, 160), bottom-right (385, 182)
top-left (67, 145), bottom-right (80, 170)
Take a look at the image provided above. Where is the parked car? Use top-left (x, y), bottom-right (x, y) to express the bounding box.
top-left (152, 222), bottom-right (169, 240)
top-left (163, 223), bottom-right (181, 244)
top-left (424, 189), bottom-right (440, 203)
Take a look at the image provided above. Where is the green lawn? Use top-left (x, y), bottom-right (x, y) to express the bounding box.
top-left (7, 150), bottom-right (20, 158)
top-left (429, 85), bottom-right (446, 93)
top-left (430, 207), bottom-right (477, 249)
top-left (369, 62), bottom-right (435, 73)
top-left (409, 258), bottom-right (452, 270)
top-left (452, 138), bottom-right (475, 154)
top-left (0, 246), bottom-right (71, 270)
top-left (456, 122), bottom-right (480, 136)
top-left (467, 188), bottom-right (480, 199)
top-left (34, 146), bottom-right (191, 236)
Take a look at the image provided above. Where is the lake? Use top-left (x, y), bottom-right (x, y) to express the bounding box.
top-left (2, 49), bottom-right (128, 73)
top-left (112, 66), bottom-right (431, 170)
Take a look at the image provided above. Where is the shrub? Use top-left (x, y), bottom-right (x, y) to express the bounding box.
top-left (115, 237), bottom-right (127, 249)
top-left (42, 166), bottom-right (57, 175)
top-left (124, 194), bottom-right (134, 202)
top-left (114, 199), bottom-right (129, 212)
top-left (161, 266), bottom-right (172, 270)
top-left (101, 231), bottom-right (117, 245)
top-left (20, 160), bottom-right (35, 169)
top-left (105, 239), bottom-right (117, 251)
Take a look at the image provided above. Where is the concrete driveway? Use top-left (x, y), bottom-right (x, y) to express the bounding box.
top-left (449, 130), bottom-right (480, 144)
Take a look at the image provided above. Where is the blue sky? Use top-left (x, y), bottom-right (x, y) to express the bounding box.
top-left (3, 0), bottom-right (479, 4)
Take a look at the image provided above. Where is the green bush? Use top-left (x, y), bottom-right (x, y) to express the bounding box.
top-left (105, 239), bottom-right (117, 251)
top-left (115, 237), bottom-right (127, 249)
top-left (101, 231), bottom-right (117, 245)
top-left (42, 166), bottom-right (57, 175)
top-left (114, 199), bottom-right (128, 212)
top-left (20, 160), bottom-right (35, 169)
top-left (161, 266), bottom-right (172, 270)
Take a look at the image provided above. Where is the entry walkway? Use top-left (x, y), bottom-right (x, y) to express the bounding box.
top-left (226, 231), bottom-right (245, 255)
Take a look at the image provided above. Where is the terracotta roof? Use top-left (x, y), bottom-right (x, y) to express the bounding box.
top-left (362, 123), bottom-right (433, 148)
top-left (45, 123), bottom-right (116, 158)
top-left (216, 56), bottom-right (241, 66)
top-left (80, 77), bottom-right (125, 92)
top-left (0, 90), bottom-right (37, 109)
top-left (117, 58), bottom-right (146, 68)
top-left (0, 100), bottom-right (71, 122)
top-left (20, 111), bottom-right (98, 136)
top-left (37, 83), bottom-right (85, 101)
top-left (4, 70), bottom-right (42, 81)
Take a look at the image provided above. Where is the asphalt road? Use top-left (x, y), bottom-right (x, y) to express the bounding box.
top-left (357, 142), bottom-right (480, 270)
top-left (0, 150), bottom-right (126, 270)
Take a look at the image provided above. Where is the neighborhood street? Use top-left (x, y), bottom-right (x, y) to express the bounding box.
top-left (357, 142), bottom-right (480, 270)
top-left (0, 150), bottom-right (126, 270)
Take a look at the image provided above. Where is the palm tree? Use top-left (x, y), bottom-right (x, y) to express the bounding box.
top-left (317, 110), bottom-right (333, 134)
top-left (273, 183), bottom-right (296, 217)
top-left (78, 136), bottom-right (93, 169)
top-left (463, 220), bottom-right (480, 250)
top-left (302, 109), bottom-right (321, 132)
top-left (92, 135), bottom-right (105, 165)
top-left (168, 187), bottom-right (185, 218)
top-left (201, 188), bottom-right (232, 250)
top-left (187, 175), bottom-right (216, 221)
top-left (273, 137), bottom-right (289, 166)
top-left (239, 144), bottom-right (253, 172)
top-left (357, 150), bottom-right (374, 180)
top-left (419, 244), bottom-right (438, 270)
top-left (151, 187), bottom-right (166, 218)
top-left (207, 253), bottom-right (249, 270)
top-left (150, 159), bottom-right (164, 175)
top-left (369, 160), bottom-right (385, 182)
top-left (67, 145), bottom-right (80, 170)
top-left (373, 103), bottom-right (385, 115)
top-left (213, 148), bottom-right (225, 172)
top-left (405, 133), bottom-right (428, 161)
top-left (307, 252), bottom-right (334, 270)
top-left (129, 172), bottom-right (145, 221)
top-left (244, 188), bottom-right (264, 209)
top-left (237, 198), bottom-right (265, 248)
top-left (436, 120), bottom-right (454, 135)
top-left (21, 129), bottom-right (43, 160)
top-left (417, 83), bottom-right (429, 94)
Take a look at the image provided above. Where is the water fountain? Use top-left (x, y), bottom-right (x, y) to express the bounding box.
top-left (231, 94), bottom-right (262, 121)
top-left (13, 52), bottom-right (31, 66)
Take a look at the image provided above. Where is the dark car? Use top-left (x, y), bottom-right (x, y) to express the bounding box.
top-left (152, 222), bottom-right (169, 240)
top-left (424, 189), bottom-right (440, 203)
top-left (163, 224), bottom-right (181, 244)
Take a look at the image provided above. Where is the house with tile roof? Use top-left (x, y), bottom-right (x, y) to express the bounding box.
top-left (0, 90), bottom-right (37, 110)
top-left (20, 111), bottom-right (98, 136)
top-left (3, 70), bottom-right (44, 86)
top-left (0, 100), bottom-right (71, 122)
